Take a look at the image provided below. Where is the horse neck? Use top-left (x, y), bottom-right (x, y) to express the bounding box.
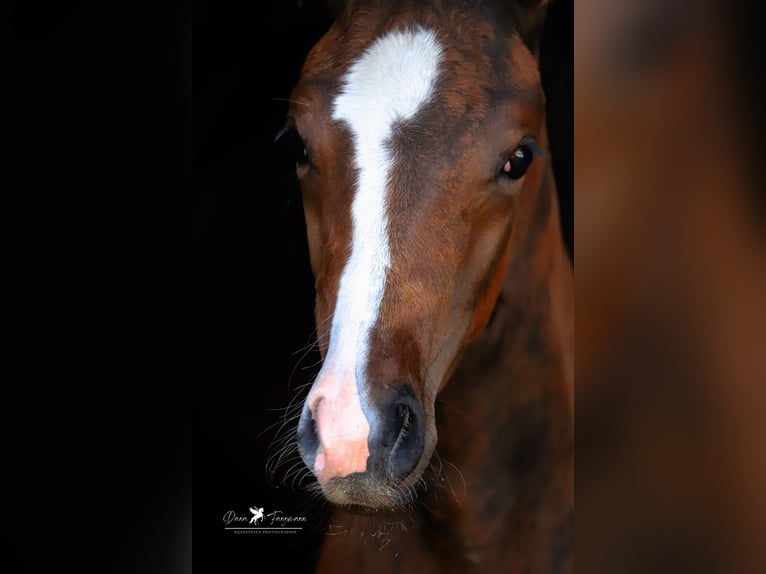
top-left (426, 161), bottom-right (574, 555)
top-left (446, 157), bottom-right (573, 416)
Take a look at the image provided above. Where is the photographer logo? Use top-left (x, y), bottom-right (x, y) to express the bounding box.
top-left (222, 505), bottom-right (307, 535)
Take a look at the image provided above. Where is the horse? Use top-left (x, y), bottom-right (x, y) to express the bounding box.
top-left (275, 1), bottom-right (573, 572)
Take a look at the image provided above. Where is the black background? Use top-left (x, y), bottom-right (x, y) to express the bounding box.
top-left (7, 1), bottom-right (570, 572)
top-left (9, 1), bottom-right (191, 572)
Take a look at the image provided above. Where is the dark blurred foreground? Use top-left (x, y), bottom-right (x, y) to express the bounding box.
top-left (576, 1), bottom-right (766, 572)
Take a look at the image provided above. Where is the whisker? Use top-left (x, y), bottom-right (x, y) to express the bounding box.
top-left (272, 96), bottom-right (311, 108)
top-left (442, 459), bottom-right (467, 504)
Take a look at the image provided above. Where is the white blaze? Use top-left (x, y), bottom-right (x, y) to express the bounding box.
top-left (329, 27), bottom-right (443, 377)
top-left (308, 27), bottom-right (442, 479)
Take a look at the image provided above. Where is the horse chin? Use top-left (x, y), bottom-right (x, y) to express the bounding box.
top-left (340, 503), bottom-right (398, 517)
top-left (318, 472), bottom-right (419, 513)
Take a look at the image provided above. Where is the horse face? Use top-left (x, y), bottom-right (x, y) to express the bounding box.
top-left (287, 4), bottom-right (548, 509)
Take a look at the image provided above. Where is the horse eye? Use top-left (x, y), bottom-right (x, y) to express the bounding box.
top-left (275, 125), bottom-right (310, 167)
top-left (500, 145), bottom-right (534, 180)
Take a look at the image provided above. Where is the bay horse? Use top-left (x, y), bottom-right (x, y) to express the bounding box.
top-left (276, 1), bottom-right (573, 572)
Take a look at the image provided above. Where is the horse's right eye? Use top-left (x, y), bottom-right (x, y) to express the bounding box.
top-left (275, 125), bottom-right (310, 167)
top-left (499, 145), bottom-right (534, 180)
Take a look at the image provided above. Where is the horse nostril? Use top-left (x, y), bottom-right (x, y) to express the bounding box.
top-left (385, 395), bottom-right (424, 480)
top-left (395, 404), bottom-right (413, 440)
top-left (296, 404), bottom-right (320, 470)
top-left (397, 403), bottom-right (411, 424)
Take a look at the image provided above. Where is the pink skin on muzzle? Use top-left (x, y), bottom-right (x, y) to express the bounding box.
top-left (306, 371), bottom-right (371, 481)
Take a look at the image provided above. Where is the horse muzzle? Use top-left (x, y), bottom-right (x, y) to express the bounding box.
top-left (296, 380), bottom-right (427, 508)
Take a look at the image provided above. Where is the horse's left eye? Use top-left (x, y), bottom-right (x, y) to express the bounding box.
top-left (275, 124), bottom-right (310, 167)
top-left (500, 145), bottom-right (534, 180)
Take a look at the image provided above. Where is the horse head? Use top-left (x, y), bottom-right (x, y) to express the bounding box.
top-left (283, 0), bottom-right (559, 511)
